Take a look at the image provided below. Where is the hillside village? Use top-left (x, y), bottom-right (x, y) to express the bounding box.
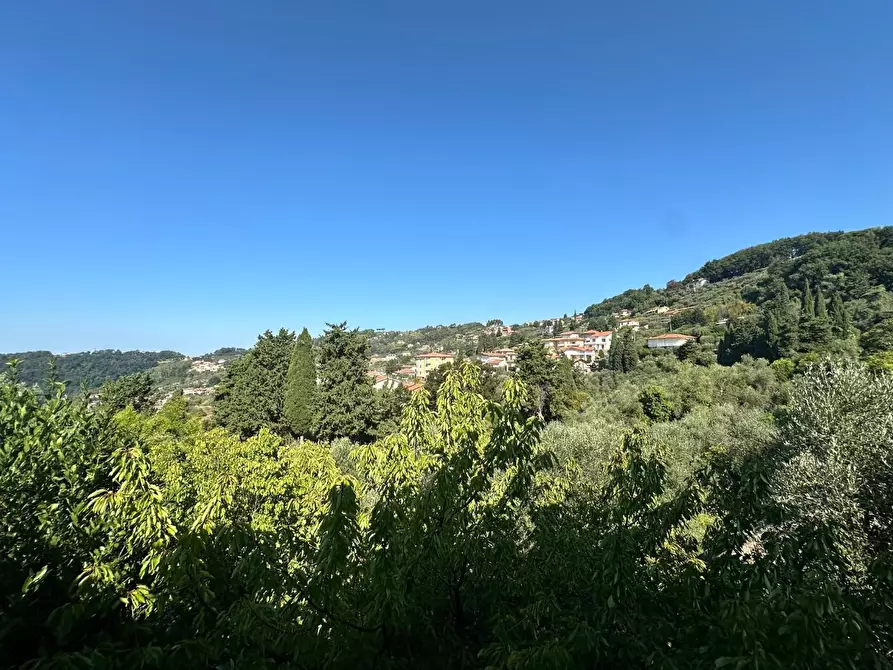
top-left (364, 295), bottom-right (707, 391)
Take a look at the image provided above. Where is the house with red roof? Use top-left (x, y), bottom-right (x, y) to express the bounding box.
top-left (647, 333), bottom-right (696, 349)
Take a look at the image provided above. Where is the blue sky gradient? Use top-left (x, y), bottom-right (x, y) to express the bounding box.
top-left (2, 1), bottom-right (891, 354)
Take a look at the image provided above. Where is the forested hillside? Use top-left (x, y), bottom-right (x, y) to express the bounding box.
top-left (0, 349), bottom-right (182, 390)
top-left (587, 226), bottom-right (893, 320)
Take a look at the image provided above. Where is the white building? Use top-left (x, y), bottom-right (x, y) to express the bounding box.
top-left (583, 330), bottom-right (612, 351)
top-left (619, 319), bottom-right (641, 331)
top-left (561, 346), bottom-right (596, 363)
top-left (647, 333), bottom-right (695, 349)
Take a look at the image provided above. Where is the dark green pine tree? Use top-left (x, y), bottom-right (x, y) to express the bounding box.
top-left (621, 330), bottom-right (639, 372)
top-left (764, 309), bottom-right (781, 360)
top-left (830, 292), bottom-right (850, 337)
top-left (607, 333), bottom-right (622, 371)
top-left (801, 282), bottom-right (832, 350)
top-left (717, 324), bottom-right (733, 365)
top-left (313, 322), bottom-right (375, 443)
top-left (284, 327), bottom-right (317, 439)
top-left (815, 284), bottom-right (828, 319)
top-left (802, 280), bottom-right (815, 318)
top-left (214, 329), bottom-right (295, 438)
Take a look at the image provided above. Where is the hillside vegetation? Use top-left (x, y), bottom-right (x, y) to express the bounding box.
top-left (0, 349), bottom-right (182, 390)
top-left (4, 227), bottom-right (893, 668)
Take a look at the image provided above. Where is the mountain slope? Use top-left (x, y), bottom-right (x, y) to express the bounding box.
top-left (0, 349), bottom-right (183, 390)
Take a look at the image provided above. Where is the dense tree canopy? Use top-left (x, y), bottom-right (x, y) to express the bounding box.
top-left (0, 349), bottom-right (181, 391)
top-left (1, 358), bottom-right (892, 668)
top-left (213, 328), bottom-right (295, 438)
top-left (313, 322), bottom-right (376, 442)
top-left (99, 371), bottom-right (154, 413)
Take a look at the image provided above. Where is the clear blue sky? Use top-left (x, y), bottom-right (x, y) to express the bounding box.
top-left (2, 1), bottom-right (891, 354)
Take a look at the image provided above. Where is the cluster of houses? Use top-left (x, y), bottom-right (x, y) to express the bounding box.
top-left (368, 310), bottom-right (701, 387)
top-left (542, 330), bottom-right (614, 365)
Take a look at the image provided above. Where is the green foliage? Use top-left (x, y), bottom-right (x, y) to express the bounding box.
top-left (213, 328), bottom-right (294, 438)
top-left (718, 317), bottom-right (766, 364)
top-left (0, 349), bottom-right (181, 391)
top-left (861, 317), bottom-right (893, 355)
top-left (638, 384), bottom-right (674, 422)
top-left (284, 327), bottom-right (316, 438)
top-left (100, 371), bottom-right (154, 413)
top-left (803, 279), bottom-right (816, 318)
top-left (770, 356), bottom-right (796, 382)
top-left (864, 350), bottom-right (893, 372)
top-left (608, 328), bottom-right (639, 372)
top-left (425, 361), bottom-right (506, 407)
top-left (313, 322), bottom-right (375, 442)
top-left (514, 342), bottom-right (584, 420)
top-left (830, 291), bottom-right (851, 337)
top-left (1, 359), bottom-right (892, 668)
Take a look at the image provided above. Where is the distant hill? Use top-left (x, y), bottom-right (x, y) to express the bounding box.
top-left (0, 349), bottom-right (183, 390)
top-left (584, 227), bottom-right (893, 329)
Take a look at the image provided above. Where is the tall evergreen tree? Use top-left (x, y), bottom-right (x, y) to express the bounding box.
top-left (621, 329), bottom-right (639, 372)
top-left (284, 327), bottom-right (317, 439)
top-left (803, 280), bottom-right (815, 318)
top-left (764, 310), bottom-right (781, 360)
top-left (214, 329), bottom-right (295, 438)
top-left (815, 284), bottom-right (828, 319)
top-left (607, 333), bottom-right (622, 371)
top-left (830, 292), bottom-right (850, 337)
top-left (313, 322), bottom-right (375, 442)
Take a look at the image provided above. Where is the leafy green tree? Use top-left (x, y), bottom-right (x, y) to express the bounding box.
top-left (638, 385), bottom-right (674, 422)
top-left (368, 384), bottom-right (410, 440)
top-left (284, 327), bottom-right (316, 439)
top-left (860, 317), bottom-right (893, 355)
top-left (514, 342), bottom-right (582, 420)
top-left (313, 322), bottom-right (375, 442)
top-left (100, 371), bottom-right (153, 413)
top-left (214, 328), bottom-right (294, 438)
top-left (2, 359), bottom-right (893, 667)
top-left (769, 357), bottom-right (795, 382)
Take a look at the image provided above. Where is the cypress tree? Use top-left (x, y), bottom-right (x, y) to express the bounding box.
top-left (608, 333), bottom-right (622, 371)
top-left (803, 281), bottom-right (815, 318)
top-left (621, 330), bottom-right (639, 372)
top-left (815, 284), bottom-right (828, 319)
top-left (830, 292), bottom-right (850, 337)
top-left (764, 309), bottom-right (781, 360)
top-left (284, 327), bottom-right (317, 439)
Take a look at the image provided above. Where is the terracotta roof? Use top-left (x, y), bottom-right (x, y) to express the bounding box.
top-left (415, 352), bottom-right (454, 359)
top-left (403, 381), bottom-right (424, 392)
top-left (584, 330), bottom-right (612, 336)
top-left (649, 333), bottom-right (695, 340)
